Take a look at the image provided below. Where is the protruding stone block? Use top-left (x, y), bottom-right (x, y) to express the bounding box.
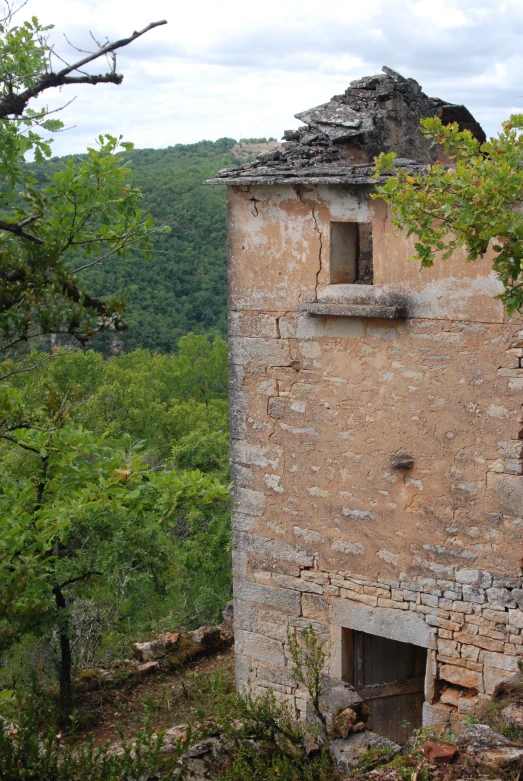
top-left (422, 702), bottom-right (452, 729)
top-left (229, 337), bottom-right (291, 367)
top-left (439, 664), bottom-right (482, 690)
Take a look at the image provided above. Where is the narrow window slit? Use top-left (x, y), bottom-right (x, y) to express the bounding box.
top-left (330, 221), bottom-right (373, 285)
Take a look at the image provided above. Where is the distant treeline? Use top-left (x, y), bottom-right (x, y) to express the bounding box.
top-left (238, 137), bottom-right (278, 143)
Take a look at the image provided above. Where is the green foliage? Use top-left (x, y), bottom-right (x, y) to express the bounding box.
top-left (374, 114), bottom-right (523, 314)
top-left (0, 2), bottom-right (235, 731)
top-left (218, 627), bottom-right (334, 781)
top-left (0, 628), bottom-right (338, 781)
top-left (287, 625), bottom-right (326, 728)
top-left (218, 690), bottom-right (334, 781)
top-left (78, 140), bottom-right (239, 353)
top-left (35, 138), bottom-right (253, 354)
top-left (0, 10), bottom-right (168, 352)
top-left (0, 335), bottom-right (231, 712)
top-left (0, 16), bottom-right (58, 183)
top-left (238, 137), bottom-right (277, 143)
top-left (0, 424), bottom-right (228, 627)
top-left (0, 697), bottom-right (186, 781)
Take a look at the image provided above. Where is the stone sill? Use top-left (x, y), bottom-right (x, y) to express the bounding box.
top-left (296, 302), bottom-right (406, 319)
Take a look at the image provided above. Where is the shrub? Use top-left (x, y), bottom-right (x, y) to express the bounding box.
top-left (0, 699), bottom-right (186, 781)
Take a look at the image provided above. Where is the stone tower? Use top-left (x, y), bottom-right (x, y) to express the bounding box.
top-left (207, 67), bottom-right (523, 741)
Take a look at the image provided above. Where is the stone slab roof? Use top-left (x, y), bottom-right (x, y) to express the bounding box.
top-left (205, 66), bottom-right (485, 187)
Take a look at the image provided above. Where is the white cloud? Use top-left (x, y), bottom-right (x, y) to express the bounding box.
top-left (15, 0), bottom-right (523, 155)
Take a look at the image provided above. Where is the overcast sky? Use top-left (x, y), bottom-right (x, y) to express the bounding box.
top-left (18, 0), bottom-right (523, 156)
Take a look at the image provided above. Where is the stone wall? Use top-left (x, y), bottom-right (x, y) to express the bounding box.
top-left (228, 183), bottom-right (523, 726)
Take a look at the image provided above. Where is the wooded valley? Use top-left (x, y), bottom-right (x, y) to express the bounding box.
top-left (0, 137), bottom-right (261, 718)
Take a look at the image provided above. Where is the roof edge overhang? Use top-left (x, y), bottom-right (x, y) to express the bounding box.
top-left (204, 176), bottom-right (382, 186)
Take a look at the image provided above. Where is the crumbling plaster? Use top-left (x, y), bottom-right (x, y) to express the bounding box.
top-left (227, 182), bottom-right (523, 727)
top-left (228, 185), bottom-right (504, 322)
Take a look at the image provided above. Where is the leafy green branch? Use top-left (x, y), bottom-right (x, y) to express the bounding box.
top-left (374, 114), bottom-right (523, 314)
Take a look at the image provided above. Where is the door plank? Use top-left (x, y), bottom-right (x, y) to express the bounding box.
top-left (398, 692), bottom-right (424, 744)
top-left (370, 695), bottom-right (399, 745)
top-left (363, 631), bottom-right (374, 684)
top-left (354, 631), bottom-right (365, 690)
top-left (373, 635), bottom-right (399, 685)
top-left (351, 630), bottom-right (427, 745)
top-left (358, 677), bottom-right (425, 700)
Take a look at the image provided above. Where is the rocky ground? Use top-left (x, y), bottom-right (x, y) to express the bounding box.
top-left (72, 621), bottom-right (235, 744)
top-left (64, 607), bottom-right (523, 779)
top-left (96, 648), bottom-right (523, 779)
top-left (172, 701), bottom-right (523, 780)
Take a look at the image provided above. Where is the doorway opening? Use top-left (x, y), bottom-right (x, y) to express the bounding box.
top-left (342, 628), bottom-right (427, 744)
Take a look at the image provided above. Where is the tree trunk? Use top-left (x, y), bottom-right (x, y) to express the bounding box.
top-left (53, 584), bottom-right (73, 719)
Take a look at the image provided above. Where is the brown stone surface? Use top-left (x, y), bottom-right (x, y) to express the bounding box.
top-left (331, 731), bottom-right (400, 772)
top-left (423, 742), bottom-right (458, 764)
top-left (439, 665), bottom-right (482, 691)
top-left (136, 661), bottom-right (159, 674)
top-left (459, 724), bottom-right (523, 771)
top-left (131, 639), bottom-right (167, 663)
top-left (330, 707), bottom-right (358, 738)
top-left (501, 703), bottom-right (523, 730)
top-left (160, 632), bottom-right (181, 650)
top-left (219, 67), bottom-right (523, 724)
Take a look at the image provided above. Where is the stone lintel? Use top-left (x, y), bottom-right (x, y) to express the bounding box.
top-left (332, 598), bottom-right (437, 649)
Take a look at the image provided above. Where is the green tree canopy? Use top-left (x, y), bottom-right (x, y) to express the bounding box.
top-left (0, 335), bottom-right (230, 717)
top-left (0, 6), bottom-right (168, 353)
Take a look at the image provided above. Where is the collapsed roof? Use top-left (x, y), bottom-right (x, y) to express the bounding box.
top-left (206, 66), bottom-right (485, 186)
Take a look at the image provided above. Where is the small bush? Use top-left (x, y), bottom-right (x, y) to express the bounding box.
top-left (216, 626), bottom-right (337, 781)
top-left (0, 699), bottom-right (185, 781)
top-left (217, 688), bottom-right (335, 781)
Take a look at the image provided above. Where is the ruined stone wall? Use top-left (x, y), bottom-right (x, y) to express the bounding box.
top-left (228, 183), bottom-right (523, 727)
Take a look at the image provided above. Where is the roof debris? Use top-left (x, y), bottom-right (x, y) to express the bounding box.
top-left (206, 66), bottom-right (485, 186)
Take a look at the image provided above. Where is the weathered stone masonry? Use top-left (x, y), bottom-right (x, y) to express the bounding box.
top-left (229, 306), bottom-right (523, 730)
top-left (209, 67), bottom-right (523, 733)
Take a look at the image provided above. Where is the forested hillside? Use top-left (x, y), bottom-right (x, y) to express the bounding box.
top-left (30, 138), bottom-right (275, 353)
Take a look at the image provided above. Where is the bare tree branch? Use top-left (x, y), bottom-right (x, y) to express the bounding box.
top-left (0, 0), bottom-right (28, 25)
top-left (0, 216), bottom-right (43, 244)
top-left (0, 19), bottom-right (167, 119)
top-left (0, 433), bottom-right (40, 453)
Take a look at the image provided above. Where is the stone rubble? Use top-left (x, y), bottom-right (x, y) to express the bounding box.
top-left (104, 711), bottom-right (523, 779)
top-left (206, 66), bottom-right (485, 186)
top-left (311, 675), bottom-right (370, 732)
top-left (75, 622), bottom-right (232, 691)
top-left (131, 631), bottom-right (180, 663)
top-left (422, 741), bottom-right (458, 764)
top-left (501, 701), bottom-right (523, 729)
top-left (458, 723), bottom-right (523, 771)
top-left (330, 730), bottom-right (401, 773)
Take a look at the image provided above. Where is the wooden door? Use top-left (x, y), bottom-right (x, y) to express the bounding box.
top-left (352, 630), bottom-right (426, 744)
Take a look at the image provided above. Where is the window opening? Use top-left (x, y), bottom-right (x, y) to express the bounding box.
top-left (329, 221), bottom-right (373, 284)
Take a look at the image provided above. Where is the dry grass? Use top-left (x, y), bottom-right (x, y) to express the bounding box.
top-left (73, 647), bottom-right (235, 746)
